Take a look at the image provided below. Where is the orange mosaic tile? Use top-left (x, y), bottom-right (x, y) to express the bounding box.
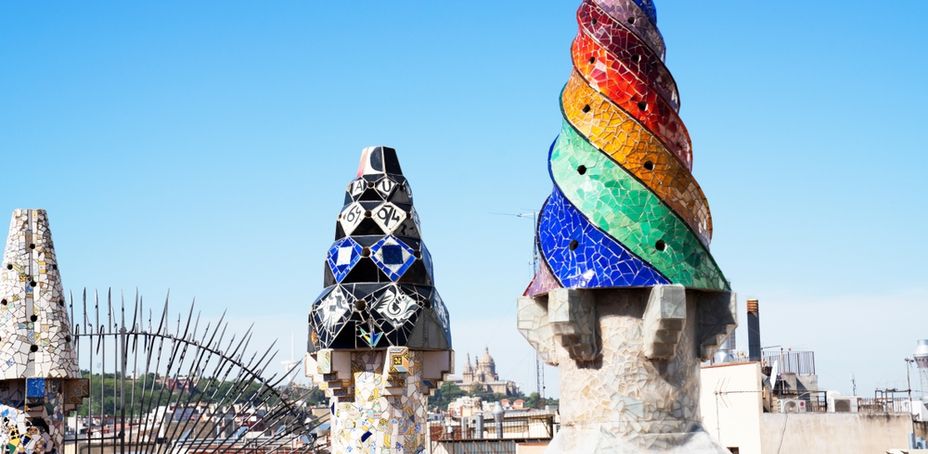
top-left (572, 32), bottom-right (692, 170)
top-left (561, 71), bottom-right (712, 245)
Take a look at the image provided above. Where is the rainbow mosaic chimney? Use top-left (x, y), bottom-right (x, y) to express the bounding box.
top-left (0, 209), bottom-right (88, 452)
top-left (305, 146), bottom-right (453, 453)
top-left (517, 1), bottom-right (736, 452)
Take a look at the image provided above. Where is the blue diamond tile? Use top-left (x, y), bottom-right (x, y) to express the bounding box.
top-left (370, 236), bottom-right (415, 281)
top-left (326, 237), bottom-right (363, 283)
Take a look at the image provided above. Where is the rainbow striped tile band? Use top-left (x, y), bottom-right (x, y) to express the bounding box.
top-left (527, 0), bottom-right (729, 294)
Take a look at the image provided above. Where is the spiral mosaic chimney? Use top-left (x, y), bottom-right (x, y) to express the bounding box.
top-left (517, 1), bottom-right (737, 452)
top-left (305, 146), bottom-right (453, 453)
top-left (0, 210), bottom-right (88, 452)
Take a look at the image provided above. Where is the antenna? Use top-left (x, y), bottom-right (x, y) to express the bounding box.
top-left (281, 331), bottom-right (301, 386)
top-left (493, 211), bottom-right (545, 399)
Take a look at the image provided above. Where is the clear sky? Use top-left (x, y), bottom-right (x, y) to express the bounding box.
top-left (2, 1), bottom-right (926, 397)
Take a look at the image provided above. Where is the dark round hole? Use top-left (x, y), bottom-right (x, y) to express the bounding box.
top-left (644, 161), bottom-right (654, 171)
top-left (28, 244), bottom-right (35, 250)
top-left (51, 264), bottom-right (57, 270)
top-left (29, 345), bottom-right (38, 353)
top-left (577, 165), bottom-right (587, 175)
top-left (632, 54), bottom-right (642, 63)
top-left (65, 336), bottom-right (71, 343)
top-left (30, 315), bottom-right (37, 322)
top-left (582, 104), bottom-right (591, 113)
top-left (592, 18), bottom-right (597, 25)
top-left (364, 210), bottom-right (372, 218)
top-left (637, 101), bottom-right (648, 111)
top-left (655, 240), bottom-right (666, 251)
top-left (0, 299), bottom-right (6, 306)
top-left (367, 180), bottom-right (375, 188)
top-left (361, 247), bottom-right (371, 258)
top-left (568, 240), bottom-right (579, 251)
top-left (628, 16), bottom-right (636, 24)
top-left (5, 265), bottom-right (11, 270)
top-left (354, 299), bottom-right (366, 311)
top-left (588, 57), bottom-right (595, 64)
top-left (29, 281), bottom-right (36, 288)
top-left (58, 299), bottom-right (65, 306)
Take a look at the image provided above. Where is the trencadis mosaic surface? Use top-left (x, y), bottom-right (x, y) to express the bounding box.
top-left (308, 146), bottom-right (452, 352)
top-left (527, 0), bottom-right (730, 294)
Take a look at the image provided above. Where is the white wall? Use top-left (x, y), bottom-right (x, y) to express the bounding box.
top-left (759, 413), bottom-right (911, 453)
top-left (700, 362), bottom-right (764, 454)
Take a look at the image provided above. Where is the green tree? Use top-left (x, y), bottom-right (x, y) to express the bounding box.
top-left (428, 382), bottom-right (466, 410)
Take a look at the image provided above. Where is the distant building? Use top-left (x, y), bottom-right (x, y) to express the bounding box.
top-left (454, 348), bottom-right (520, 396)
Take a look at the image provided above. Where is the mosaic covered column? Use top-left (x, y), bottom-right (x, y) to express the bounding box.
top-left (0, 209), bottom-right (88, 453)
top-left (517, 1), bottom-right (736, 452)
top-left (305, 147), bottom-right (453, 453)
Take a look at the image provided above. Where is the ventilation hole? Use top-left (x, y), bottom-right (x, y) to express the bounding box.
top-left (655, 240), bottom-right (667, 251)
top-left (29, 345), bottom-right (38, 353)
top-left (637, 101), bottom-right (648, 111)
top-left (643, 161), bottom-right (654, 171)
top-left (592, 19), bottom-right (597, 25)
top-left (30, 315), bottom-right (37, 322)
top-left (65, 336), bottom-right (71, 343)
top-left (632, 54), bottom-right (642, 63)
top-left (628, 16), bottom-right (636, 25)
top-left (361, 247), bottom-right (371, 258)
top-left (51, 264), bottom-right (57, 270)
top-left (582, 104), bottom-right (591, 113)
top-left (354, 299), bottom-right (366, 311)
top-left (588, 57), bottom-right (595, 64)
top-left (364, 210), bottom-right (372, 218)
top-left (59, 299), bottom-right (65, 306)
top-left (577, 165), bottom-right (587, 175)
top-left (367, 180), bottom-right (375, 188)
top-left (29, 281), bottom-right (37, 288)
top-left (28, 244), bottom-right (35, 250)
top-left (0, 299), bottom-right (6, 306)
top-left (5, 265), bottom-right (11, 270)
top-left (568, 240), bottom-right (579, 251)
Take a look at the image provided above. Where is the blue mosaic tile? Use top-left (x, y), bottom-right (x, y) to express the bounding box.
top-left (326, 237), bottom-right (363, 283)
top-left (538, 187), bottom-right (669, 288)
top-left (370, 236), bottom-right (416, 281)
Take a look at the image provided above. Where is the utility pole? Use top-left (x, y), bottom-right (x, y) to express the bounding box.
top-left (494, 210), bottom-right (544, 399)
top-left (907, 358), bottom-right (917, 447)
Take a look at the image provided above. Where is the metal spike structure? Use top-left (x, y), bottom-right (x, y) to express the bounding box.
top-left (68, 290), bottom-right (321, 453)
top-left (65, 291), bottom-right (319, 454)
top-left (0, 209), bottom-right (321, 453)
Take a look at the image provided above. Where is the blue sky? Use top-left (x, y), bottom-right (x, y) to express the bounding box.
top-left (2, 1), bottom-right (926, 397)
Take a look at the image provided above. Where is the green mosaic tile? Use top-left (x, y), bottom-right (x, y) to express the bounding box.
top-left (551, 120), bottom-right (730, 291)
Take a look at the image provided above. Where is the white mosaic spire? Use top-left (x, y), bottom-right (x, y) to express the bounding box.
top-left (0, 209), bottom-right (79, 379)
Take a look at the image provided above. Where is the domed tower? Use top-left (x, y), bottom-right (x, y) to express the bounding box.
top-left (478, 347), bottom-right (498, 380)
top-left (305, 146), bottom-right (453, 453)
top-left (0, 209), bottom-right (88, 451)
top-left (516, 1), bottom-right (736, 452)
